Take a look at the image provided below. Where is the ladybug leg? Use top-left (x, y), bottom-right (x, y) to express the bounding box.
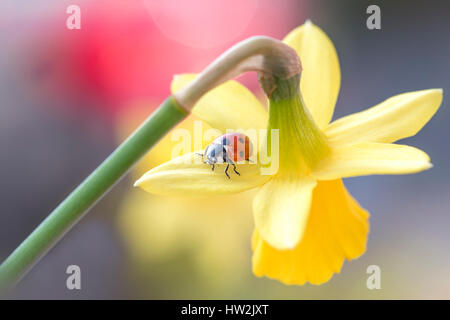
top-left (245, 158), bottom-right (254, 163)
top-left (232, 163), bottom-right (240, 176)
top-left (195, 152), bottom-right (204, 161)
top-left (224, 153), bottom-right (240, 177)
top-left (222, 151), bottom-right (231, 178)
top-left (222, 147), bottom-right (228, 164)
top-left (224, 164), bottom-right (230, 179)
top-left (211, 164), bottom-right (215, 171)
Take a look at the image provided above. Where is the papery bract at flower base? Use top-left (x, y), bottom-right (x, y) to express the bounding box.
top-left (135, 21), bottom-right (442, 285)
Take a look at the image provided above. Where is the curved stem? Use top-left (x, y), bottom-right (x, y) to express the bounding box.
top-left (0, 97), bottom-right (187, 289)
top-left (174, 36), bottom-right (301, 110)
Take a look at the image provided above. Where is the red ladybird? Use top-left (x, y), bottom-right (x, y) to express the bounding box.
top-left (198, 133), bottom-right (253, 178)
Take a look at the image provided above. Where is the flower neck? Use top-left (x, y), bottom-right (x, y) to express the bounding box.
top-left (263, 74), bottom-right (329, 176)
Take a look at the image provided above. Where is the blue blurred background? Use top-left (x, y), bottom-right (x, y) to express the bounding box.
top-left (1, 0), bottom-right (449, 299)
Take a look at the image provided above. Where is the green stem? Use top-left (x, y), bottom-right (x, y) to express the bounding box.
top-left (0, 97), bottom-right (188, 290)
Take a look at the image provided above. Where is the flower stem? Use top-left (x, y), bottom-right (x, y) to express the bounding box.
top-left (0, 97), bottom-right (188, 290)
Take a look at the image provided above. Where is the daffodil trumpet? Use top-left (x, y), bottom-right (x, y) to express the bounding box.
top-left (136, 21), bottom-right (442, 285)
top-left (0, 35), bottom-right (305, 290)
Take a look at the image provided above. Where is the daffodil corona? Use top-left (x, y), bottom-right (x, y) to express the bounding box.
top-left (135, 21), bottom-right (442, 285)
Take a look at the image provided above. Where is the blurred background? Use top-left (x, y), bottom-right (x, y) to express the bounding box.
top-left (1, 0), bottom-right (449, 299)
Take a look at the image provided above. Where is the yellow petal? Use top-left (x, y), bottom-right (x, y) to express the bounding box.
top-left (326, 89), bottom-right (443, 145)
top-left (135, 153), bottom-right (270, 196)
top-left (283, 21), bottom-right (341, 129)
top-left (252, 179), bottom-right (369, 285)
top-left (313, 142), bottom-right (432, 180)
top-left (171, 74), bottom-right (268, 132)
top-left (253, 176), bottom-right (317, 250)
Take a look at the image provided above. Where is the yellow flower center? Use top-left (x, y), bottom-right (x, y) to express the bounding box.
top-left (264, 74), bottom-right (330, 176)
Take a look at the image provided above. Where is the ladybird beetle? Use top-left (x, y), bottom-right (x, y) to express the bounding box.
top-left (197, 133), bottom-right (253, 179)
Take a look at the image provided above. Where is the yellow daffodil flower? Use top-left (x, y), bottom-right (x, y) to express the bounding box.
top-left (135, 21), bottom-right (442, 285)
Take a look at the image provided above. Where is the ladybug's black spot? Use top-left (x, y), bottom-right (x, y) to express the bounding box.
top-left (222, 137), bottom-right (230, 145)
top-left (239, 137), bottom-right (244, 144)
top-left (239, 151), bottom-right (244, 158)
